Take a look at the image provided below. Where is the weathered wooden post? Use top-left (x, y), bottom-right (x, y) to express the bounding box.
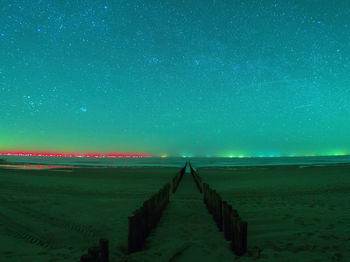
top-left (159, 188), bottom-right (163, 217)
top-left (215, 192), bottom-right (223, 231)
top-left (196, 172), bottom-right (202, 193)
top-left (134, 210), bottom-right (142, 251)
top-left (128, 215), bottom-right (135, 253)
top-left (206, 185), bottom-right (210, 210)
top-left (213, 190), bottom-right (218, 223)
top-left (172, 176), bottom-right (176, 193)
top-left (155, 192), bottom-right (159, 223)
top-left (205, 184), bottom-right (208, 204)
top-left (145, 200), bottom-right (150, 235)
top-left (166, 184), bottom-right (170, 203)
top-left (207, 187), bottom-right (211, 212)
top-left (142, 203), bottom-right (149, 238)
top-left (138, 209), bottom-right (144, 249)
top-left (209, 187), bottom-right (213, 214)
top-left (214, 190), bottom-right (222, 231)
top-left (211, 189), bottom-right (215, 215)
top-left (197, 177), bottom-right (202, 193)
top-left (206, 184), bottom-right (209, 205)
top-left (100, 238), bottom-right (109, 262)
top-left (165, 185), bottom-right (168, 205)
top-left (203, 183), bottom-right (207, 206)
top-left (152, 196), bottom-right (156, 228)
top-left (176, 174), bottom-right (179, 190)
top-left (128, 209), bottom-right (144, 253)
top-left (223, 201), bottom-right (232, 240)
top-left (207, 185), bottom-right (211, 214)
top-left (158, 188), bottom-right (162, 212)
top-left (155, 192), bottom-right (161, 222)
top-left (161, 187), bottom-right (165, 210)
top-left (232, 217), bottom-right (247, 255)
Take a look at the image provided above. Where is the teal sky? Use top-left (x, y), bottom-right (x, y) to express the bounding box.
top-left (1, 0), bottom-right (350, 157)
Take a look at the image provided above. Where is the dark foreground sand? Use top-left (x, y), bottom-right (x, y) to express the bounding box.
top-left (0, 166), bottom-right (178, 261)
top-left (0, 164), bottom-right (349, 261)
top-left (199, 165), bottom-right (350, 261)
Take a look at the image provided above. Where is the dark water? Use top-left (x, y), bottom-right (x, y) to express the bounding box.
top-left (1, 155), bottom-right (350, 169)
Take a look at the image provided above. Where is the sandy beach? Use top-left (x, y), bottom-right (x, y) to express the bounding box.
top-left (0, 163), bottom-right (349, 261)
top-left (199, 165), bottom-right (350, 261)
top-left (0, 165), bottom-right (178, 261)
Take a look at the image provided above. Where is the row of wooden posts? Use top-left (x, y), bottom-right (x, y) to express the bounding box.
top-left (79, 164), bottom-right (247, 260)
top-left (203, 183), bottom-right (248, 256)
top-left (189, 166), bottom-right (248, 255)
top-left (172, 162), bottom-right (187, 193)
top-left (128, 183), bottom-right (171, 253)
top-left (189, 162), bottom-right (202, 193)
top-left (80, 239), bottom-right (109, 262)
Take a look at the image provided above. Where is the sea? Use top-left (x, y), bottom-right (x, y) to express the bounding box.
top-left (1, 155), bottom-right (350, 170)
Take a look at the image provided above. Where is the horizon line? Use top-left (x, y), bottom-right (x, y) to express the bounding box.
top-left (1, 151), bottom-right (349, 158)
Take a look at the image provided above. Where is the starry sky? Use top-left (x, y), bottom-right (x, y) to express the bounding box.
top-left (1, 0), bottom-right (350, 157)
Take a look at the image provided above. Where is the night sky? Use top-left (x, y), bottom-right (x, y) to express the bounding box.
top-left (1, 1), bottom-right (350, 157)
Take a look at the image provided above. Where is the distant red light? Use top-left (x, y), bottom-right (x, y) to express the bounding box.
top-left (0, 152), bottom-right (151, 158)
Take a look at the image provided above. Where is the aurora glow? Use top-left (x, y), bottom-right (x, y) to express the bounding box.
top-left (1, 1), bottom-right (350, 157)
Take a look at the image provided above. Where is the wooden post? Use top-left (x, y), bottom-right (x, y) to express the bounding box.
top-left (209, 188), bottom-right (213, 214)
top-left (155, 193), bottom-right (161, 223)
top-left (147, 198), bottom-right (153, 231)
top-left (172, 177), bottom-right (176, 193)
top-left (212, 189), bottom-right (216, 215)
top-left (218, 194), bottom-right (223, 231)
top-left (134, 211), bottom-right (142, 251)
top-left (161, 187), bottom-right (165, 209)
top-left (208, 187), bottom-right (211, 213)
top-left (207, 185), bottom-right (211, 213)
top-left (207, 186), bottom-right (210, 211)
top-left (197, 177), bottom-right (202, 193)
top-left (128, 215), bottom-right (135, 253)
top-left (128, 209), bottom-right (144, 253)
top-left (166, 184), bottom-right (170, 203)
top-left (223, 201), bottom-right (232, 240)
top-left (203, 183), bottom-right (207, 206)
top-left (205, 184), bottom-right (208, 205)
top-left (137, 208), bottom-right (145, 246)
top-left (232, 217), bottom-right (247, 255)
top-left (213, 190), bottom-right (218, 223)
top-left (100, 239), bottom-right (109, 262)
top-left (141, 204), bottom-right (149, 238)
top-left (231, 215), bottom-right (239, 253)
top-left (145, 199), bottom-right (153, 234)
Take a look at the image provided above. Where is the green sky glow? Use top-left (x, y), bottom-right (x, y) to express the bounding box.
top-left (1, 1), bottom-right (350, 157)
